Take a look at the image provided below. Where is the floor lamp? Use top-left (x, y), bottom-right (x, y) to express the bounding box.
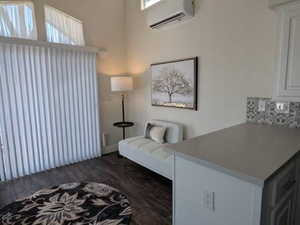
top-left (111, 77), bottom-right (134, 156)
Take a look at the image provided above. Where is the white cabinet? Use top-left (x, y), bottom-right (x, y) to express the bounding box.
top-left (173, 155), bottom-right (263, 225)
top-left (274, 2), bottom-right (300, 101)
top-left (173, 154), bottom-right (299, 225)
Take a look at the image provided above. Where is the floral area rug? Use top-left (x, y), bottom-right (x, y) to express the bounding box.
top-left (0, 182), bottom-right (132, 225)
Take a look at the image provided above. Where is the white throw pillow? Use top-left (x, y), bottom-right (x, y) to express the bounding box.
top-left (149, 126), bottom-right (167, 144)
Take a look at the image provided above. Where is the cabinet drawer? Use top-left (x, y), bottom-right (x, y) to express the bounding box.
top-left (269, 162), bottom-right (296, 207)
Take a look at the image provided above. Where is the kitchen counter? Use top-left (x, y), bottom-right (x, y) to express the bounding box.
top-left (168, 123), bottom-right (300, 186)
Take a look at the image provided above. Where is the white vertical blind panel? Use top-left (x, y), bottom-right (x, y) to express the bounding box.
top-left (0, 41), bottom-right (101, 181)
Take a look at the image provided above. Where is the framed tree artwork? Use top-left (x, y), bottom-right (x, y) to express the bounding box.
top-left (151, 57), bottom-right (198, 110)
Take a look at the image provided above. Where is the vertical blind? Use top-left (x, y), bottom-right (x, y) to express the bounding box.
top-left (0, 1), bottom-right (37, 40)
top-left (0, 40), bottom-right (101, 181)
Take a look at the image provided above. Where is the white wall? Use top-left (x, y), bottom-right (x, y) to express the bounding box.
top-left (125, 0), bottom-right (277, 139)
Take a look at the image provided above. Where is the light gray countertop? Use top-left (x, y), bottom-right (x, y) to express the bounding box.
top-left (168, 123), bottom-right (300, 186)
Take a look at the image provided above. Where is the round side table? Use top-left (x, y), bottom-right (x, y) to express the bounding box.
top-left (113, 121), bottom-right (134, 157)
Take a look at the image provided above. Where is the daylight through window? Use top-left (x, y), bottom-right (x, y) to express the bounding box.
top-left (142, 0), bottom-right (161, 9)
top-left (45, 5), bottom-right (85, 46)
top-left (0, 1), bottom-right (37, 40)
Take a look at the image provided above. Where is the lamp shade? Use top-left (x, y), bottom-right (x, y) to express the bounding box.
top-left (111, 76), bottom-right (133, 92)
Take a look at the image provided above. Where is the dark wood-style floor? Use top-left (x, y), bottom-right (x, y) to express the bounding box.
top-left (0, 153), bottom-right (172, 225)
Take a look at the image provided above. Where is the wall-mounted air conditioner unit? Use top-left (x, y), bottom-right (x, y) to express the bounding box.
top-left (147, 0), bottom-right (194, 29)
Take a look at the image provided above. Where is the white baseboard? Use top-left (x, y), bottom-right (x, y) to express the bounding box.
top-left (103, 144), bottom-right (118, 154)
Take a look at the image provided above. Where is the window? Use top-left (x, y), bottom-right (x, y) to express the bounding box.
top-left (0, 1), bottom-right (37, 40)
top-left (45, 5), bottom-right (85, 46)
top-left (0, 2), bottom-right (85, 46)
top-left (142, 0), bottom-right (162, 9)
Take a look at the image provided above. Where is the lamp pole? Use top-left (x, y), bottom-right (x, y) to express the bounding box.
top-left (121, 94), bottom-right (125, 139)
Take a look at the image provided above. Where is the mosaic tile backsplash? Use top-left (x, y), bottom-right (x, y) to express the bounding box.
top-left (247, 97), bottom-right (300, 128)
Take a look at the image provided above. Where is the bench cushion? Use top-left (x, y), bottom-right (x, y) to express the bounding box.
top-left (119, 136), bottom-right (173, 179)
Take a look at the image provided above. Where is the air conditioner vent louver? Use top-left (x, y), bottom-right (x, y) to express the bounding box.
top-left (150, 13), bottom-right (185, 29)
top-left (147, 0), bottom-right (194, 30)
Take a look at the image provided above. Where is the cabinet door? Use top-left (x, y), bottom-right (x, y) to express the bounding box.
top-left (269, 162), bottom-right (296, 207)
top-left (270, 191), bottom-right (295, 225)
top-left (276, 3), bottom-right (300, 100)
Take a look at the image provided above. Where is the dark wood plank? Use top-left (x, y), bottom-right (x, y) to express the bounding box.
top-left (0, 153), bottom-right (172, 225)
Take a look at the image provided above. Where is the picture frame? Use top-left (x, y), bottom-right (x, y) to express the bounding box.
top-left (151, 57), bottom-right (198, 110)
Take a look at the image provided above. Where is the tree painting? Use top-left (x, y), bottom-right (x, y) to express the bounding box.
top-left (152, 67), bottom-right (193, 103)
top-left (151, 58), bottom-right (198, 110)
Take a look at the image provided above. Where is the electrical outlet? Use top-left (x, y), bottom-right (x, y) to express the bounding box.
top-left (203, 190), bottom-right (215, 212)
top-left (258, 100), bottom-right (266, 112)
top-left (275, 102), bottom-right (290, 114)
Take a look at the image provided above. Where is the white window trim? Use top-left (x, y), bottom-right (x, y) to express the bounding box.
top-left (0, 36), bottom-right (101, 54)
top-left (0, 1), bottom-right (32, 5)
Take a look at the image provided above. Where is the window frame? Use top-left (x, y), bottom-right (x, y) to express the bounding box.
top-left (0, 1), bottom-right (34, 6)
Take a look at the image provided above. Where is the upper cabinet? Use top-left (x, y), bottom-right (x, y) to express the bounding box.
top-left (272, 1), bottom-right (300, 101)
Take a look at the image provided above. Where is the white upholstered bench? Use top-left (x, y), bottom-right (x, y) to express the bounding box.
top-left (119, 120), bottom-right (183, 180)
